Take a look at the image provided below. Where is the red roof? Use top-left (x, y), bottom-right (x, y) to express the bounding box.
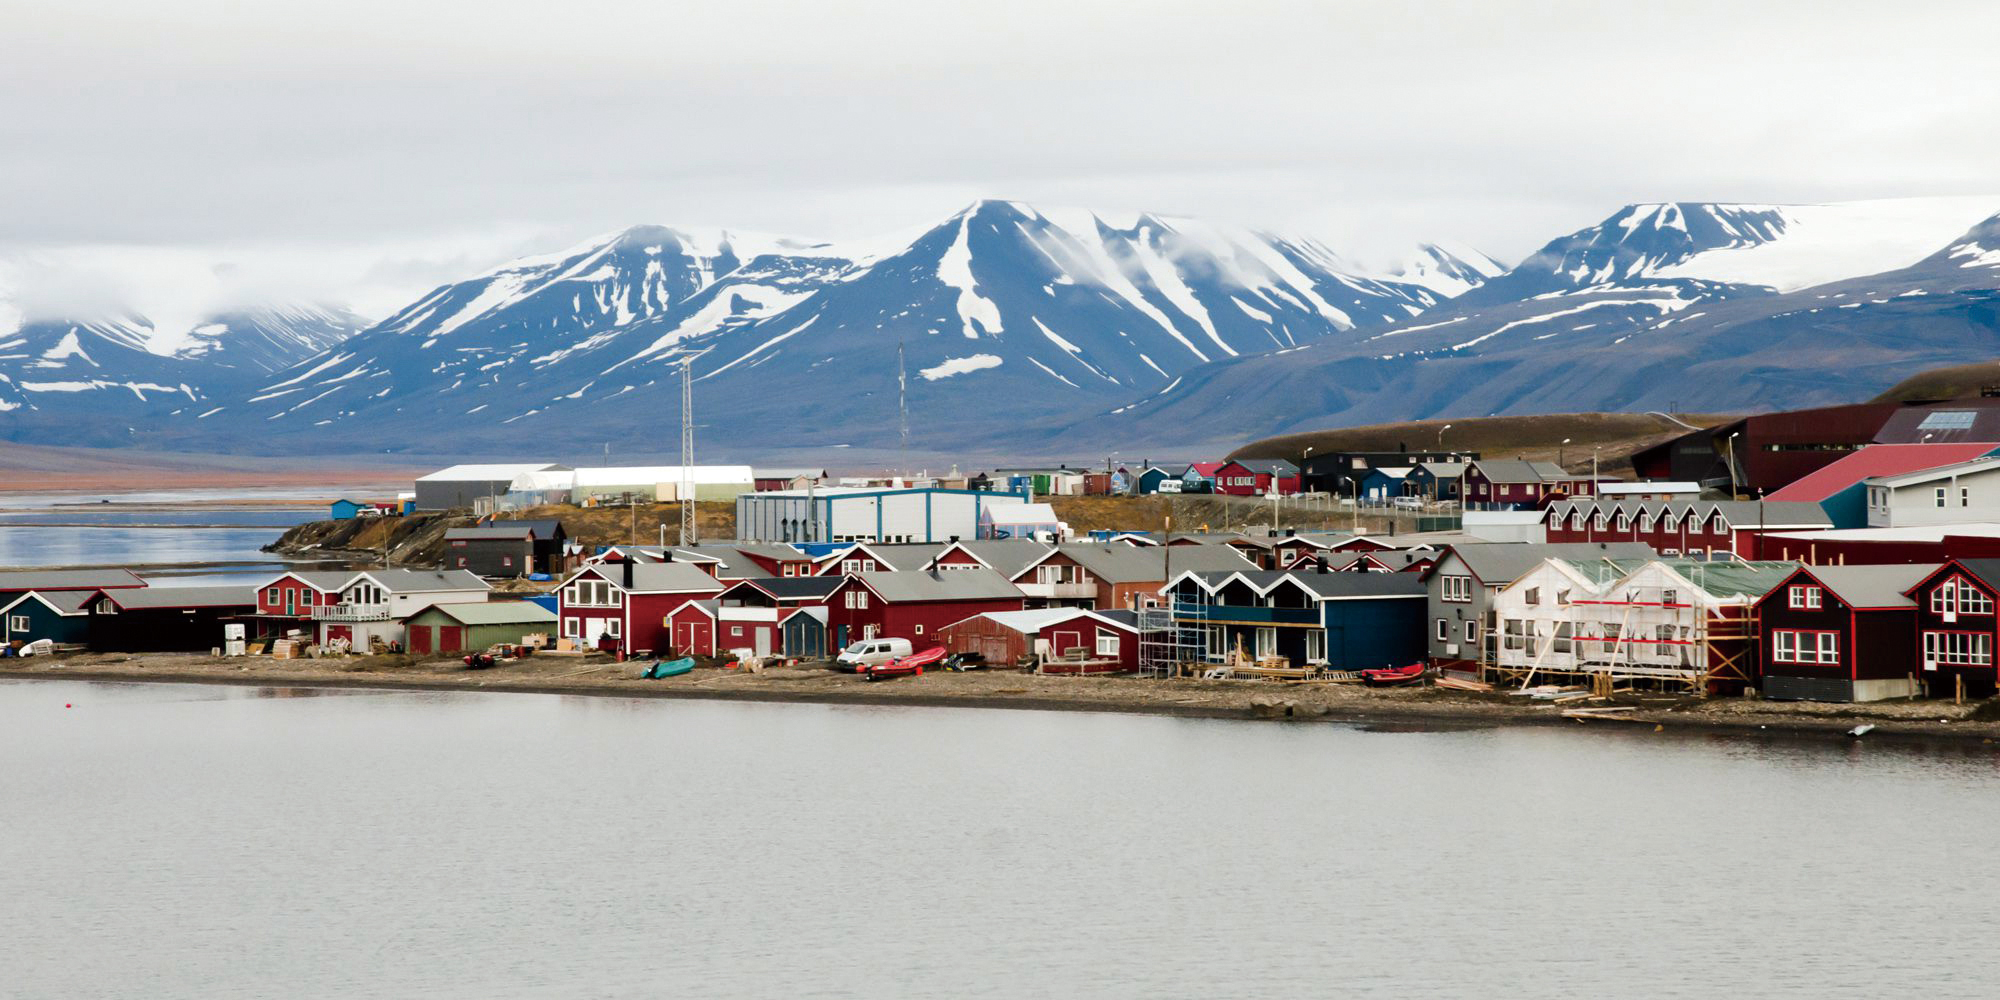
top-left (1766, 443), bottom-right (2000, 502)
top-left (1190, 462), bottom-right (1226, 476)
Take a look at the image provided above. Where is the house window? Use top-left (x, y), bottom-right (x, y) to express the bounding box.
top-left (1615, 513), bottom-right (1629, 531)
top-left (1662, 588), bottom-right (1679, 607)
top-left (1963, 487), bottom-right (1972, 508)
top-left (1602, 622), bottom-right (1621, 655)
top-left (7, 614), bottom-right (27, 632)
top-left (266, 587), bottom-right (280, 604)
top-left (1552, 621), bottom-right (1572, 654)
top-left (1463, 620), bottom-right (1478, 643)
top-left (1441, 575), bottom-right (1473, 603)
top-left (1924, 631), bottom-right (1993, 667)
top-left (856, 591), bottom-right (869, 610)
top-left (1502, 619), bottom-right (1530, 652)
top-left (1254, 627), bottom-right (1277, 657)
top-left (605, 619), bottom-right (621, 638)
top-left (1772, 629), bottom-right (1840, 665)
top-left (1096, 629), bottom-right (1118, 656)
top-left (1525, 587), bottom-right (1540, 606)
top-left (502, 556), bottom-right (514, 567)
top-left (1205, 625), bottom-right (1226, 659)
top-left (1931, 576), bottom-right (1996, 617)
top-left (563, 617), bottom-right (581, 638)
top-left (1786, 585), bottom-right (1821, 610)
top-left (844, 591), bottom-right (856, 609)
top-left (1436, 618), bottom-right (1449, 642)
top-left (914, 624), bottom-right (924, 635)
top-left (730, 626), bottom-right (743, 637)
top-left (1937, 487), bottom-right (1949, 508)
top-left (1305, 630), bottom-right (1325, 663)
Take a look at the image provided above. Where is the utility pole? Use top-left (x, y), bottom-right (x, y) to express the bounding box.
top-left (680, 360), bottom-right (695, 546)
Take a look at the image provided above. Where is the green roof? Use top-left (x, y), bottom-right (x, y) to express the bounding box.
top-left (412, 601), bottom-right (557, 626)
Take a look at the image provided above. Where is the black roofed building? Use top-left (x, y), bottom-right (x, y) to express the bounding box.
top-left (86, 585), bottom-right (256, 653)
top-left (446, 519), bottom-right (569, 577)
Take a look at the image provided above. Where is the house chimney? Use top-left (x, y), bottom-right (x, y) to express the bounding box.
top-left (622, 558), bottom-right (634, 590)
top-left (1316, 555), bottom-right (1327, 573)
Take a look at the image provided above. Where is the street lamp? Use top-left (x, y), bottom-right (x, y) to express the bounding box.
top-left (1559, 437), bottom-right (1572, 468)
top-left (1438, 423), bottom-right (1453, 451)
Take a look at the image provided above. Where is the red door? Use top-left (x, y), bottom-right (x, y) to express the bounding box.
top-left (440, 626), bottom-right (466, 653)
top-left (409, 626), bottom-right (432, 655)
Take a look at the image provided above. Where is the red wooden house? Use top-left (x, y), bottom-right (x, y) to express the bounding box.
top-left (936, 607), bottom-right (1140, 672)
top-left (1753, 563), bottom-right (1932, 703)
top-left (248, 570), bottom-right (354, 638)
top-left (556, 560), bottom-right (723, 657)
top-left (822, 568), bottom-right (1025, 652)
top-left (1906, 558), bottom-right (2000, 698)
top-left (680, 577), bottom-right (843, 657)
top-left (1210, 459), bottom-right (1301, 497)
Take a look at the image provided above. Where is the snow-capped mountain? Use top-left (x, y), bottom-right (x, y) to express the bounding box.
top-left (0, 246), bottom-right (366, 436)
top-left (1072, 196), bottom-right (2000, 451)
top-left (222, 201), bottom-right (1494, 452)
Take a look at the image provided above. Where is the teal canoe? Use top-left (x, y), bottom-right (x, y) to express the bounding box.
top-left (645, 657), bottom-right (696, 679)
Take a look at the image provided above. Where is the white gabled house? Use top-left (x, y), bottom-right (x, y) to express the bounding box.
top-left (1865, 457), bottom-right (2000, 528)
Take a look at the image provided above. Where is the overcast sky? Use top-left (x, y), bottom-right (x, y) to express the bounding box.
top-left (5, 0), bottom-right (1999, 317)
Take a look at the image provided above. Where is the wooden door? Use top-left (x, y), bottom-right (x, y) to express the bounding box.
top-left (440, 626), bottom-right (466, 653)
top-left (409, 626), bottom-right (432, 655)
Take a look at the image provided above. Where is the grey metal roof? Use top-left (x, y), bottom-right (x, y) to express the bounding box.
top-left (0, 569), bottom-right (145, 592)
top-left (266, 571), bottom-right (360, 592)
top-left (1473, 459), bottom-right (1561, 484)
top-left (937, 540), bottom-right (1054, 578)
top-left (1792, 564), bottom-right (1937, 609)
top-left (453, 519), bottom-right (564, 540)
top-left (1416, 462), bottom-right (1467, 478)
top-left (1232, 459), bottom-right (1299, 476)
top-left (582, 562), bottom-right (726, 594)
top-left (354, 569), bottom-right (490, 593)
top-left (446, 527), bottom-right (537, 541)
top-left (1050, 542), bottom-right (1252, 583)
top-left (729, 576), bottom-right (844, 601)
top-left (1221, 570), bottom-right (1428, 599)
top-left (104, 585), bottom-right (257, 610)
top-left (0, 589), bottom-right (93, 615)
top-left (411, 601), bottom-right (558, 625)
top-left (1438, 542), bottom-right (1658, 587)
top-left (855, 567), bottom-right (1022, 603)
top-left (854, 543), bottom-right (954, 571)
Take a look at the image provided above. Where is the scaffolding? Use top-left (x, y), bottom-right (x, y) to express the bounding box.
top-left (1484, 559), bottom-right (1779, 696)
top-left (1138, 584), bottom-right (1211, 678)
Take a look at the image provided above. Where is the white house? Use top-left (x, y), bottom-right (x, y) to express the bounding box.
top-left (1865, 457), bottom-right (2000, 528)
top-left (313, 569), bottom-right (491, 649)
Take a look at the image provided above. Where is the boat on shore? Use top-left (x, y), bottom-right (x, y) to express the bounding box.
top-left (1360, 662), bottom-right (1427, 687)
top-left (861, 646), bottom-right (944, 682)
top-left (644, 657), bottom-right (696, 679)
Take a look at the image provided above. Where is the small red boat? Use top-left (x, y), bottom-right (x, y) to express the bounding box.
top-left (1360, 661), bottom-right (1428, 687)
top-left (861, 645), bottom-right (945, 682)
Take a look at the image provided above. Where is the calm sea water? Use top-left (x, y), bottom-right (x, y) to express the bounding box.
top-left (0, 489), bottom-right (328, 571)
top-left (3, 680), bottom-right (1998, 998)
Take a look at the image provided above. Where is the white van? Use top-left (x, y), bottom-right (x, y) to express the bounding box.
top-left (836, 637), bottom-right (913, 671)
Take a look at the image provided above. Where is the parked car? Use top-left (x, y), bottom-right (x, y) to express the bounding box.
top-left (835, 637), bottom-right (914, 671)
top-left (1391, 496), bottom-right (1424, 510)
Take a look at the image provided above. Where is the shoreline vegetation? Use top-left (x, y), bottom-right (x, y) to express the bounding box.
top-left (9, 652), bottom-right (2000, 746)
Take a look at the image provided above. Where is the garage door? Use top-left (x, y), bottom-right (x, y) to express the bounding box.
top-left (440, 626), bottom-right (466, 653)
top-left (409, 626), bottom-right (432, 655)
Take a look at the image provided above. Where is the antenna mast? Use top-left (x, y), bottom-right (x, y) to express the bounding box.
top-left (898, 341), bottom-right (909, 481)
top-left (680, 359), bottom-right (695, 546)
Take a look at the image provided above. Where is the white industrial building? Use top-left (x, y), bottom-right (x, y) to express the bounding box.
top-left (736, 487), bottom-right (1031, 544)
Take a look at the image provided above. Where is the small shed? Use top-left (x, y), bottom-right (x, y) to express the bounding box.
top-left (2, 590), bottom-right (93, 648)
top-left (405, 601), bottom-right (558, 656)
top-left (330, 499), bottom-right (366, 520)
top-left (782, 607), bottom-right (828, 659)
top-left (937, 607), bottom-right (1139, 671)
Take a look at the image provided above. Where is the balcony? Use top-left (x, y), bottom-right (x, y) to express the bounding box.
top-left (1017, 581), bottom-right (1099, 600)
top-left (1171, 603), bottom-right (1320, 626)
top-left (312, 603), bottom-right (391, 622)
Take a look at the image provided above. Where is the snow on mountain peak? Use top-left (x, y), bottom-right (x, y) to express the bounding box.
top-left (1633, 197), bottom-right (2000, 292)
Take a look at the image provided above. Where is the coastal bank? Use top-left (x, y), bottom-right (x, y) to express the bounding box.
top-left (9, 651), bottom-right (2000, 745)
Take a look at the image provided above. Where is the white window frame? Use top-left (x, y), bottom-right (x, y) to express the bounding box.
top-left (1442, 575), bottom-right (1473, 603)
top-left (1305, 629), bottom-right (1326, 664)
top-left (1464, 619), bottom-right (1478, 643)
top-left (8, 614), bottom-right (28, 633)
top-left (1436, 618), bottom-right (1449, 642)
top-left (1096, 629), bottom-right (1119, 656)
top-left (563, 617), bottom-right (581, 638)
top-left (605, 618), bottom-right (622, 639)
top-left (1937, 487), bottom-right (1949, 508)
top-left (1254, 627), bottom-right (1277, 658)
top-left (1923, 631), bottom-right (1993, 667)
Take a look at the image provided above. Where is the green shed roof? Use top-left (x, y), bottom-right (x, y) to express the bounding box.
top-left (412, 601), bottom-right (557, 626)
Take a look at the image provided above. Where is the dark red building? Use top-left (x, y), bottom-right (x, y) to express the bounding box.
top-left (1543, 499), bottom-right (1832, 559)
top-left (1753, 563), bottom-right (1932, 702)
top-left (1907, 559), bottom-right (2000, 698)
top-left (556, 560), bottom-right (723, 657)
top-left (823, 568), bottom-right (1025, 652)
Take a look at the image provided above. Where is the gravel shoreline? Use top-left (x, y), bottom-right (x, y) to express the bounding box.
top-left (7, 652), bottom-right (2000, 746)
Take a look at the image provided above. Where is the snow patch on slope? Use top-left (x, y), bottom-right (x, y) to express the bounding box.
top-left (920, 354), bottom-right (1003, 380)
top-left (1649, 197), bottom-right (2000, 291)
